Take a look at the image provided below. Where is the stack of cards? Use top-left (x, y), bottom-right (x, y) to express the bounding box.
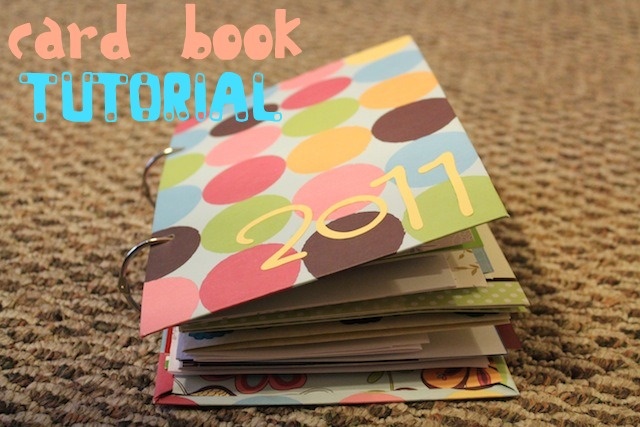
top-left (137, 36), bottom-right (529, 405)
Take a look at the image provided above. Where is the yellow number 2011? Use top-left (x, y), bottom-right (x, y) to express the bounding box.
top-left (235, 151), bottom-right (473, 271)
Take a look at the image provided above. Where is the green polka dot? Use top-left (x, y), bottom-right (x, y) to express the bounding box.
top-left (282, 98), bottom-right (359, 137)
top-left (159, 153), bottom-right (205, 189)
top-left (201, 195), bottom-right (291, 253)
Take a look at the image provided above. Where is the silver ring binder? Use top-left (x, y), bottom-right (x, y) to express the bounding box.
top-left (118, 236), bottom-right (173, 311)
top-left (142, 146), bottom-right (183, 206)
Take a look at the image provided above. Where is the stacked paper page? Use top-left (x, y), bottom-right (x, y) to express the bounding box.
top-left (140, 36), bottom-right (529, 405)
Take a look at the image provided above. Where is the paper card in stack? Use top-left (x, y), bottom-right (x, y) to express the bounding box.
top-left (140, 36), bottom-right (529, 405)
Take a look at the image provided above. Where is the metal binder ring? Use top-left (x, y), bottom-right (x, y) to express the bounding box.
top-left (142, 147), bottom-right (183, 206)
top-left (118, 236), bottom-right (173, 311)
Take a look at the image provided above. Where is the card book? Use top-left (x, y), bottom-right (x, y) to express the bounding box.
top-left (125, 36), bottom-right (529, 405)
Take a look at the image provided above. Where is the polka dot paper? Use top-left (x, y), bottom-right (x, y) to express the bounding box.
top-left (140, 36), bottom-right (508, 335)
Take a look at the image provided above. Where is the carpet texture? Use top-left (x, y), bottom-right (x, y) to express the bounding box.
top-left (1, 0), bottom-right (639, 425)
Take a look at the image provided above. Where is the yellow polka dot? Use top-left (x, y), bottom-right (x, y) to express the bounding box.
top-left (345, 36), bottom-right (413, 65)
top-left (360, 72), bottom-right (438, 109)
top-left (286, 126), bottom-right (371, 173)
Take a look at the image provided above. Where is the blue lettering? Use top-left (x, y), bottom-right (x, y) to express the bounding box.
top-left (19, 72), bottom-right (57, 122)
top-left (130, 73), bottom-right (161, 122)
top-left (19, 72), bottom-right (279, 123)
top-left (194, 73), bottom-right (207, 122)
top-left (163, 72), bottom-right (191, 122)
top-left (210, 72), bottom-right (248, 122)
top-left (252, 72), bottom-right (280, 122)
top-left (93, 72), bottom-right (128, 122)
top-left (61, 72), bottom-right (93, 122)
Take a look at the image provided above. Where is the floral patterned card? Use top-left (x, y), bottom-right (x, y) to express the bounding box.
top-left (154, 347), bottom-right (518, 406)
top-left (140, 35), bottom-right (508, 336)
top-left (151, 326), bottom-right (519, 405)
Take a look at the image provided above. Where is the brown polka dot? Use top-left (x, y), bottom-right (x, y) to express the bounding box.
top-left (209, 104), bottom-right (279, 137)
top-left (145, 226), bottom-right (200, 281)
top-left (302, 212), bottom-right (404, 278)
top-left (372, 98), bottom-right (455, 142)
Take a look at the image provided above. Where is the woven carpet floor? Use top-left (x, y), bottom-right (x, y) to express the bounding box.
top-left (1, 0), bottom-right (639, 425)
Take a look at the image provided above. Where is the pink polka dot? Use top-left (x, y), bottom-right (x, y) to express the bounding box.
top-left (206, 126), bottom-right (281, 166)
top-left (279, 60), bottom-right (344, 90)
top-left (281, 77), bottom-right (352, 109)
top-left (140, 277), bottom-right (199, 335)
top-left (157, 396), bottom-right (199, 406)
top-left (203, 156), bottom-right (286, 204)
top-left (293, 164), bottom-right (385, 220)
top-left (200, 244), bottom-right (301, 312)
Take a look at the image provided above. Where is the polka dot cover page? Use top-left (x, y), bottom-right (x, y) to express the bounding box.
top-left (140, 36), bottom-right (530, 405)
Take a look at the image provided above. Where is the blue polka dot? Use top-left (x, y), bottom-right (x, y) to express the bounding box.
top-left (170, 129), bottom-right (208, 150)
top-left (262, 84), bottom-right (278, 100)
top-left (385, 132), bottom-right (479, 188)
top-left (152, 185), bottom-right (201, 231)
top-left (354, 50), bottom-right (424, 82)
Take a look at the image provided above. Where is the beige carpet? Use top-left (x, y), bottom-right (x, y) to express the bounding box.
top-left (1, 0), bottom-right (639, 425)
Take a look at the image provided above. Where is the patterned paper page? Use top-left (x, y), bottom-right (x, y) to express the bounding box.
top-left (163, 355), bottom-right (519, 406)
top-left (140, 36), bottom-right (508, 335)
top-left (181, 280), bottom-right (528, 333)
